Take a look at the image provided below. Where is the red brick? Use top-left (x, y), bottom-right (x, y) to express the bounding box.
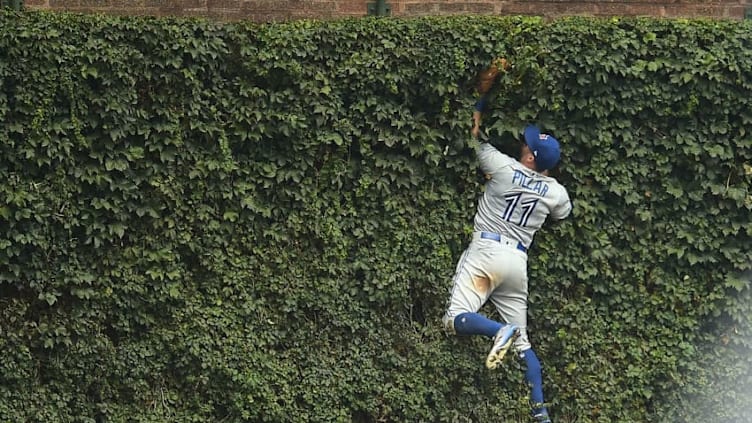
top-left (502, 2), bottom-right (597, 16)
top-left (336, 0), bottom-right (366, 14)
top-left (664, 4), bottom-right (726, 18)
top-left (727, 6), bottom-right (748, 19)
top-left (208, 0), bottom-right (240, 10)
top-left (438, 2), bottom-right (466, 13)
top-left (28, 0), bottom-right (752, 20)
top-left (388, 0), bottom-right (404, 14)
top-left (312, 1), bottom-right (337, 12)
top-left (466, 2), bottom-right (494, 14)
top-left (596, 3), bottom-right (666, 17)
top-left (246, 11), bottom-right (290, 22)
top-left (244, 0), bottom-right (290, 12)
top-left (404, 2), bottom-right (436, 14)
top-left (49, 0), bottom-right (79, 7)
top-left (205, 8), bottom-right (245, 19)
top-left (78, 0), bottom-right (142, 8)
top-left (143, 0), bottom-right (202, 8)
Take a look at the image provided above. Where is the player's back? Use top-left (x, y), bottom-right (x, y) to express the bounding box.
top-left (474, 143), bottom-right (571, 249)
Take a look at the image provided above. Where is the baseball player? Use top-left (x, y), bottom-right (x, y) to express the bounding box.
top-left (442, 60), bottom-right (572, 423)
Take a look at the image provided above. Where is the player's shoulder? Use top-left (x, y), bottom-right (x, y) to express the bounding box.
top-left (479, 142), bottom-right (517, 165)
top-left (541, 174), bottom-right (569, 193)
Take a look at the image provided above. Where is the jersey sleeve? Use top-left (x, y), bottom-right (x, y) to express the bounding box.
top-left (550, 187), bottom-right (573, 220)
top-left (476, 142), bottom-right (515, 176)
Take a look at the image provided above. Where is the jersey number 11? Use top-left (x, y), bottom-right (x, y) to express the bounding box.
top-left (502, 193), bottom-right (539, 227)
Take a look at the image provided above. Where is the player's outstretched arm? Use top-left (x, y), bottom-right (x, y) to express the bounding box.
top-left (472, 57), bottom-right (509, 138)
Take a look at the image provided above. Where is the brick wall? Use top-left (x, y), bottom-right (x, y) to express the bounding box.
top-left (22, 0), bottom-right (752, 22)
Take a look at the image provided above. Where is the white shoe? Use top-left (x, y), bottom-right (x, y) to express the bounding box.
top-left (485, 324), bottom-right (519, 369)
top-left (533, 412), bottom-right (552, 423)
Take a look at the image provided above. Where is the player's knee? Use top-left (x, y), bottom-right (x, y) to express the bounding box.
top-left (513, 329), bottom-right (532, 352)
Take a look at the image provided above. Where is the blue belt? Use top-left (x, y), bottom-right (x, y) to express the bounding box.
top-left (480, 231), bottom-right (527, 253)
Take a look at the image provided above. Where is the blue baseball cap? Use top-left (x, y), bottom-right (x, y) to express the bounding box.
top-left (523, 125), bottom-right (561, 171)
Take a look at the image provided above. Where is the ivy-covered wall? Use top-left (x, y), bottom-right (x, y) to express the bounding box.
top-left (0, 11), bottom-right (750, 422)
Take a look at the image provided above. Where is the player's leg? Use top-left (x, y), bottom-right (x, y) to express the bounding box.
top-left (442, 244), bottom-right (513, 339)
top-left (452, 312), bottom-right (503, 337)
top-left (491, 275), bottom-right (550, 423)
top-left (444, 308), bottom-right (518, 370)
top-left (494, 325), bottom-right (551, 420)
top-left (518, 346), bottom-right (551, 423)
top-left (484, 249), bottom-right (528, 369)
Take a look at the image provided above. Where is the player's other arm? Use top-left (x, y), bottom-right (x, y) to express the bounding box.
top-left (548, 188), bottom-right (573, 225)
top-left (472, 97), bottom-right (487, 139)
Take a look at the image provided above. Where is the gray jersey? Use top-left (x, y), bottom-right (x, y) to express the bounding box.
top-left (474, 142), bottom-right (571, 249)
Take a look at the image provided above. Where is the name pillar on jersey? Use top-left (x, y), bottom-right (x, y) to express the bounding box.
top-left (512, 170), bottom-right (549, 197)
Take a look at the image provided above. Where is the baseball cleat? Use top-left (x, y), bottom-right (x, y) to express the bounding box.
top-left (485, 324), bottom-right (519, 369)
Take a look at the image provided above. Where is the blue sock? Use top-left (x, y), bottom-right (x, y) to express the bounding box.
top-left (520, 349), bottom-right (547, 415)
top-left (453, 312), bottom-right (502, 338)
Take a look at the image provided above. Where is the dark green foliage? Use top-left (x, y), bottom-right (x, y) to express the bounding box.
top-left (0, 10), bottom-right (750, 422)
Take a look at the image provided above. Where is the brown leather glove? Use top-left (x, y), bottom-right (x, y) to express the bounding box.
top-left (476, 57), bottom-right (509, 95)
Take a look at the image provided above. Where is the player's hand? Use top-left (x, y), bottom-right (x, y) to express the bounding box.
top-left (472, 125), bottom-right (480, 138)
top-left (471, 110), bottom-right (483, 138)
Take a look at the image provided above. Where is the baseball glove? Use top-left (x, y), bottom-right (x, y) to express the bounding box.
top-left (476, 57), bottom-right (509, 95)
